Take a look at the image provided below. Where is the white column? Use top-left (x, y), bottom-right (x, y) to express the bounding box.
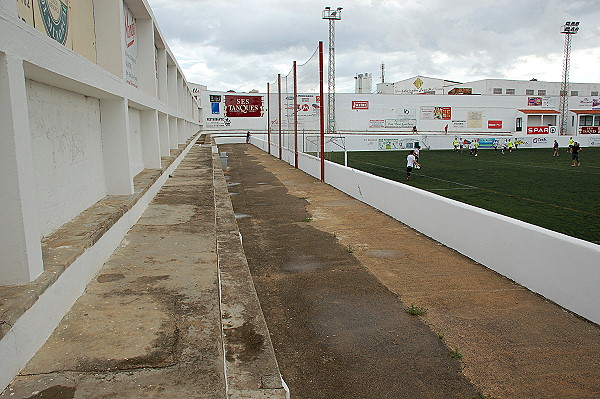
top-left (158, 112), bottom-right (170, 156)
top-left (140, 109), bottom-right (161, 168)
top-left (136, 18), bottom-right (157, 98)
top-left (92, 0), bottom-right (124, 78)
top-left (100, 98), bottom-right (134, 194)
top-left (157, 48), bottom-right (167, 104)
top-left (0, 54), bottom-right (43, 284)
top-left (177, 118), bottom-right (185, 144)
top-left (167, 65), bottom-right (177, 110)
top-left (168, 116), bottom-right (178, 150)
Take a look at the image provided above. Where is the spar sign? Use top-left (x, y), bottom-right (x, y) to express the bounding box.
top-left (527, 126), bottom-right (558, 134)
top-left (225, 95), bottom-right (263, 117)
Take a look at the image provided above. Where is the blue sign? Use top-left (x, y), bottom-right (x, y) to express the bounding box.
top-left (211, 102), bottom-right (220, 115)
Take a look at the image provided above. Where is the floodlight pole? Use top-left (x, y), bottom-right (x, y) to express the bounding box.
top-left (559, 21), bottom-right (580, 136)
top-left (322, 7), bottom-right (342, 136)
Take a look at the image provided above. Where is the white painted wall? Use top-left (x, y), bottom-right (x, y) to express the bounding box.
top-left (128, 107), bottom-right (144, 176)
top-left (245, 136), bottom-right (600, 325)
top-left (206, 90), bottom-right (600, 136)
top-left (27, 80), bottom-right (106, 238)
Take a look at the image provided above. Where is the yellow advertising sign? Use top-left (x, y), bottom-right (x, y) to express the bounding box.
top-left (33, 0), bottom-right (73, 48)
top-left (16, 0), bottom-right (34, 26)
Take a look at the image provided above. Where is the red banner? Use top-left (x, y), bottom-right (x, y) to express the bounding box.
top-left (352, 101), bottom-right (369, 110)
top-left (225, 95), bottom-right (263, 117)
top-left (488, 120), bottom-right (502, 129)
top-left (580, 126), bottom-right (599, 134)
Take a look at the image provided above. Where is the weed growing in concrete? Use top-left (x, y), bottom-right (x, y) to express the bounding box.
top-left (449, 348), bottom-right (463, 359)
top-left (406, 304), bottom-right (428, 316)
top-left (301, 217), bottom-right (313, 222)
top-left (346, 244), bottom-right (353, 253)
top-left (472, 393), bottom-right (498, 399)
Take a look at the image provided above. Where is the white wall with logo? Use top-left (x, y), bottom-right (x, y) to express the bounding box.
top-left (205, 90), bottom-right (599, 137)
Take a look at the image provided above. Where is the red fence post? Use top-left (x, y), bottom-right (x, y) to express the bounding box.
top-left (319, 41), bottom-right (325, 182)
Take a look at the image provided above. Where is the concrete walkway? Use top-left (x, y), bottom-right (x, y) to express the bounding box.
top-left (2, 140), bottom-right (599, 398)
top-left (223, 143), bottom-right (600, 399)
top-left (1, 142), bottom-right (286, 398)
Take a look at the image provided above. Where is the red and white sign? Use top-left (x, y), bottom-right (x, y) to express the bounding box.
top-left (527, 126), bottom-right (557, 134)
top-left (352, 101), bottom-right (369, 110)
top-left (488, 120), bottom-right (502, 129)
top-left (300, 104), bottom-right (310, 112)
top-left (225, 95), bottom-right (263, 117)
top-left (580, 126), bottom-right (599, 134)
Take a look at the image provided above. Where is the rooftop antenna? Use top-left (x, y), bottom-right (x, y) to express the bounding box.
top-left (381, 62), bottom-right (385, 83)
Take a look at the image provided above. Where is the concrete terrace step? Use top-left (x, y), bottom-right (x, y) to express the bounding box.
top-left (1, 137), bottom-right (287, 398)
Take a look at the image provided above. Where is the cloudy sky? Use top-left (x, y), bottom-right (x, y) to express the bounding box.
top-left (145, 0), bottom-right (600, 93)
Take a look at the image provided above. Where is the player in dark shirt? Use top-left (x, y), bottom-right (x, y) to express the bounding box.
top-left (571, 142), bottom-right (581, 166)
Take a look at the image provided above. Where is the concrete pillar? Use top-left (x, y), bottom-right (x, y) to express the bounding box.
top-left (177, 118), bottom-right (185, 144)
top-left (168, 116), bottom-right (178, 150)
top-left (0, 54), bottom-right (43, 285)
top-left (93, 0), bottom-right (124, 78)
top-left (136, 18), bottom-right (157, 98)
top-left (100, 98), bottom-right (134, 194)
top-left (157, 48), bottom-right (167, 104)
top-left (140, 109), bottom-right (161, 169)
top-left (167, 65), bottom-right (177, 110)
top-left (158, 112), bottom-right (170, 156)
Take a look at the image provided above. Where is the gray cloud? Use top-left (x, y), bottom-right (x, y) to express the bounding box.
top-left (147, 0), bottom-right (600, 92)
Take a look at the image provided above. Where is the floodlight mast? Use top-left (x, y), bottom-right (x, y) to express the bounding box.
top-left (322, 7), bottom-right (342, 135)
top-left (559, 21), bottom-right (580, 135)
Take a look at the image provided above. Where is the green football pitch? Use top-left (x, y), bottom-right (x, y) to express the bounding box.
top-left (334, 147), bottom-right (600, 244)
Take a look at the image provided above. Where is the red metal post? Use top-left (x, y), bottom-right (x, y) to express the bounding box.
top-left (318, 41), bottom-right (325, 182)
top-left (293, 61), bottom-right (298, 169)
top-left (278, 74), bottom-right (282, 160)
top-left (267, 82), bottom-right (271, 155)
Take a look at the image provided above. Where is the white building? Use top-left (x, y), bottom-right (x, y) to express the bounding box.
top-left (354, 73), bottom-right (373, 93)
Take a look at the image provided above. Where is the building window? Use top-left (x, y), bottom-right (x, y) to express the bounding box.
top-left (595, 116), bottom-right (600, 126)
top-left (592, 91), bottom-right (599, 96)
top-left (506, 88), bottom-right (515, 95)
top-left (516, 117), bottom-right (522, 131)
top-left (571, 90), bottom-right (578, 96)
top-left (580, 115), bottom-right (594, 126)
top-left (526, 89), bottom-right (534, 95)
top-left (538, 90), bottom-right (546, 95)
top-left (493, 88), bottom-right (502, 94)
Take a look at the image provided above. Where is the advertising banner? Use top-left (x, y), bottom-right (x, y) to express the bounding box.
top-left (580, 126), bottom-right (599, 134)
top-left (378, 139), bottom-right (399, 150)
top-left (124, 4), bottom-right (138, 88)
top-left (476, 138), bottom-right (496, 149)
top-left (17, 0), bottom-right (34, 26)
top-left (421, 106), bottom-right (451, 120)
top-left (452, 120), bottom-right (466, 128)
top-left (467, 112), bottom-right (482, 128)
top-left (34, 0), bottom-right (72, 48)
top-left (488, 120), bottom-right (502, 129)
top-left (369, 120), bottom-right (385, 128)
top-left (352, 101), bottom-right (369, 110)
top-left (225, 95), bottom-right (263, 117)
top-left (527, 126), bottom-right (557, 134)
top-left (206, 117), bottom-right (231, 128)
top-left (528, 97), bottom-right (542, 106)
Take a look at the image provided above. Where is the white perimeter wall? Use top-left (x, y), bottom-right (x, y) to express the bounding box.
top-left (240, 136), bottom-right (600, 325)
top-left (27, 80), bottom-right (106, 238)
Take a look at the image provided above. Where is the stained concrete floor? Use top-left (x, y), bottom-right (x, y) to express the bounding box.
top-left (223, 143), bottom-right (600, 399)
